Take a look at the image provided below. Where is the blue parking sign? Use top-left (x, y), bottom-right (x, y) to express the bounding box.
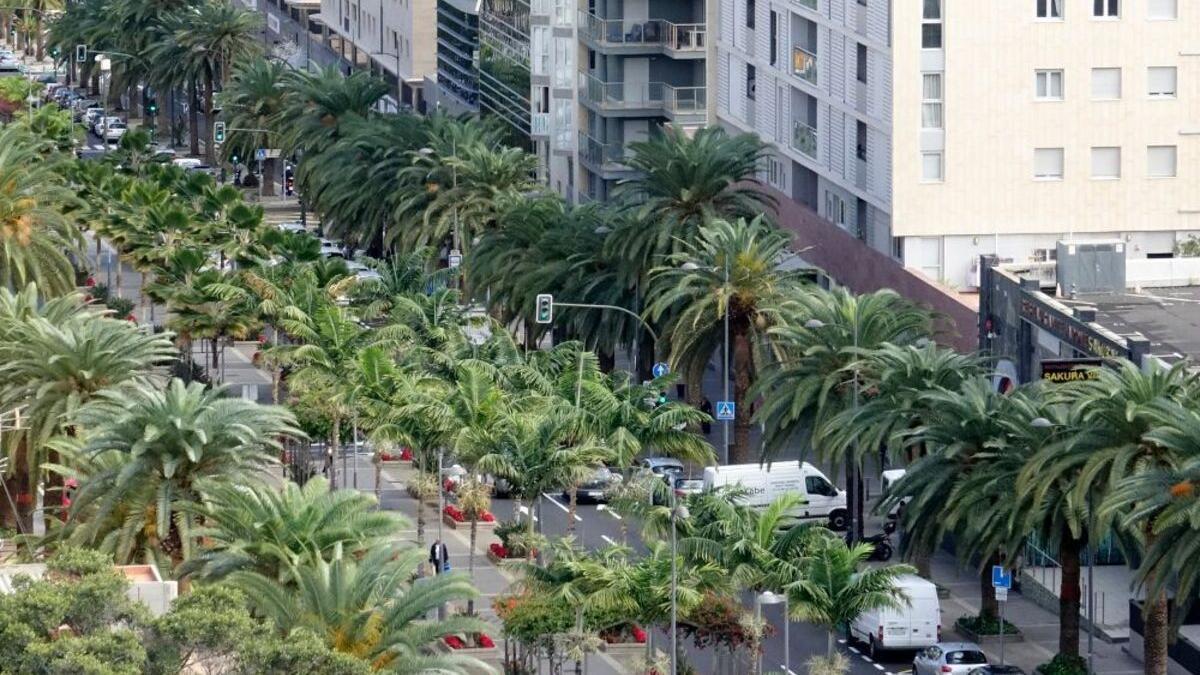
top-left (991, 565), bottom-right (1012, 589)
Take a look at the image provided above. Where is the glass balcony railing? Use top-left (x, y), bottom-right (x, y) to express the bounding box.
top-left (579, 131), bottom-right (627, 168)
top-left (579, 73), bottom-right (706, 118)
top-left (579, 12), bottom-right (706, 53)
top-left (792, 120), bottom-right (817, 158)
top-left (792, 46), bottom-right (817, 84)
top-left (531, 112), bottom-right (549, 136)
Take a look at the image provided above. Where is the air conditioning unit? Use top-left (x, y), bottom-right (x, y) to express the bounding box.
top-left (1056, 240), bottom-right (1126, 296)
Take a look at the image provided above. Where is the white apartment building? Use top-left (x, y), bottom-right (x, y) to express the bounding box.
top-left (318, 0), bottom-right (438, 109)
top-left (716, 0), bottom-right (1197, 291)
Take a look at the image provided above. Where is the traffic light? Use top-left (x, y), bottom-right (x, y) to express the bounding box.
top-left (213, 121), bottom-right (226, 144)
top-left (75, 44), bottom-right (86, 62)
top-left (656, 391), bottom-right (668, 406)
top-left (535, 294), bottom-right (553, 324)
top-left (230, 152), bottom-right (240, 165)
top-left (145, 99), bottom-right (157, 115)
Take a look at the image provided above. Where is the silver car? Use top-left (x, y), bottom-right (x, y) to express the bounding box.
top-left (913, 643), bottom-right (989, 675)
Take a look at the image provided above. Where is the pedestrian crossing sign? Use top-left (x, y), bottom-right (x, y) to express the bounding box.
top-left (715, 401), bottom-right (735, 421)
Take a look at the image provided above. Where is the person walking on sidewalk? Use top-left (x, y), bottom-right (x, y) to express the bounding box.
top-left (700, 397), bottom-right (713, 435)
top-left (429, 539), bottom-right (449, 575)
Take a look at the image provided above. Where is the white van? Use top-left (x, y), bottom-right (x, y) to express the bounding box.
top-left (701, 462), bottom-right (847, 529)
top-left (850, 574), bottom-right (941, 657)
top-left (881, 468), bottom-right (910, 518)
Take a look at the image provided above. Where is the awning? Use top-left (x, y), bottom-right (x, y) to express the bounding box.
top-left (285, 0), bottom-right (321, 9)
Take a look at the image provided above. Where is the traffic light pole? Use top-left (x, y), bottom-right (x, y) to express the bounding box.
top-left (551, 301), bottom-right (659, 361)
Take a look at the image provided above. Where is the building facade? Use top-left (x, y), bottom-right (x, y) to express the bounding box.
top-left (431, 0), bottom-right (482, 113)
top-left (716, 0), bottom-right (1196, 291)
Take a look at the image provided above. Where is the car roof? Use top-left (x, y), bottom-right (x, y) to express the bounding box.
top-left (934, 642), bottom-right (983, 652)
top-left (644, 457), bottom-right (684, 466)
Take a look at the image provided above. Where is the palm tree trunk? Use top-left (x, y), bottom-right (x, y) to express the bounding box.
top-left (203, 70), bottom-right (215, 165)
top-left (827, 629), bottom-right (836, 656)
top-left (261, 156), bottom-right (277, 197)
top-left (128, 82), bottom-right (140, 120)
top-left (115, 256), bottom-right (123, 299)
top-left (415, 451), bottom-right (426, 547)
top-left (210, 338), bottom-right (220, 369)
top-left (34, 21), bottom-right (42, 62)
top-left (567, 486), bottom-right (578, 536)
top-left (157, 95), bottom-right (169, 141)
top-left (1143, 526), bottom-right (1169, 675)
top-left (526, 497), bottom-right (537, 562)
top-left (90, 69), bottom-right (99, 96)
top-left (188, 80), bottom-right (199, 157)
top-left (731, 326), bottom-right (753, 464)
top-left (1058, 530), bottom-right (1083, 657)
top-left (980, 554), bottom-right (999, 621)
top-left (372, 452), bottom-right (382, 504)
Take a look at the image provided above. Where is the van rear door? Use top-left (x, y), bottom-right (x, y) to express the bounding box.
top-left (909, 595), bottom-right (940, 646)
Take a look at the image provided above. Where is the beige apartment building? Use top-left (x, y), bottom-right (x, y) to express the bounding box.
top-left (716, 0), bottom-right (1197, 291)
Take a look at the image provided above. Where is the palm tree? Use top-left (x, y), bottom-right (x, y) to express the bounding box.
top-left (219, 58), bottom-right (288, 196)
top-left (166, 268), bottom-right (261, 375)
top-left (648, 216), bottom-right (808, 463)
top-left (65, 379), bottom-right (301, 567)
top-left (754, 286), bottom-right (932, 540)
top-left (227, 546), bottom-right (490, 673)
top-left (0, 302), bottom-right (176, 531)
top-left (455, 477), bottom-right (492, 615)
top-left (275, 66), bottom-right (387, 156)
top-left (1046, 362), bottom-right (1197, 675)
top-left (0, 125), bottom-right (82, 296)
top-left (786, 536), bottom-right (915, 657)
top-left (181, 476), bottom-right (405, 584)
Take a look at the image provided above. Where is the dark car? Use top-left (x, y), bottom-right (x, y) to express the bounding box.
top-left (565, 467), bottom-right (621, 503)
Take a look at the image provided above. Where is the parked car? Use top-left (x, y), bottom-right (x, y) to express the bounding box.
top-left (912, 643), bottom-right (989, 675)
top-left (94, 115), bottom-right (120, 137)
top-left (563, 467), bottom-right (622, 503)
top-left (850, 574), bottom-right (941, 656)
top-left (83, 108), bottom-right (105, 128)
top-left (275, 221), bottom-right (306, 234)
top-left (702, 461), bottom-right (848, 529)
top-left (172, 157), bottom-right (204, 170)
top-left (672, 477), bottom-right (704, 499)
top-left (103, 119), bottom-right (127, 143)
top-left (318, 238), bottom-right (344, 258)
top-left (638, 457), bottom-right (685, 485)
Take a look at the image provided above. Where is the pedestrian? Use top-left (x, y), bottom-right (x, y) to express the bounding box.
top-left (699, 397), bottom-right (713, 435)
top-left (429, 539), bottom-right (449, 575)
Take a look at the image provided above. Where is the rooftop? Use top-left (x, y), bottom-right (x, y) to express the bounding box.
top-left (1089, 287), bottom-right (1200, 367)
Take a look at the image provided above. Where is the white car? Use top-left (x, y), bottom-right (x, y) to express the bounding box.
top-left (275, 221), bottom-right (306, 234)
top-left (912, 643), bottom-right (989, 675)
top-left (318, 238), bottom-right (344, 258)
top-left (172, 157), bottom-right (204, 170)
top-left (103, 120), bottom-right (127, 143)
top-left (355, 269), bottom-right (383, 283)
top-left (94, 115), bottom-right (120, 137)
top-left (83, 107), bottom-right (105, 127)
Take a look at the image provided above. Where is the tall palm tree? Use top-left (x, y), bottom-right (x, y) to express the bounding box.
top-left (0, 125), bottom-right (82, 296)
top-left (276, 66), bottom-right (387, 156)
top-left (648, 216), bottom-right (808, 463)
top-left (754, 286), bottom-right (932, 540)
top-left (166, 268), bottom-right (261, 374)
top-left (219, 58), bottom-right (287, 196)
top-left (181, 476), bottom-right (405, 584)
top-left (65, 379), bottom-right (301, 567)
top-left (455, 477), bottom-right (492, 615)
top-left (786, 536), bottom-right (915, 657)
top-left (227, 546), bottom-right (490, 673)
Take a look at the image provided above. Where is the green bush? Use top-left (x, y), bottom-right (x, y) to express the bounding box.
top-left (956, 614), bottom-right (1020, 636)
top-left (1035, 653), bottom-right (1088, 675)
top-left (46, 547), bottom-right (113, 578)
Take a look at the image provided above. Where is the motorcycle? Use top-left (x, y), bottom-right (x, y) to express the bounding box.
top-left (855, 519), bottom-right (896, 561)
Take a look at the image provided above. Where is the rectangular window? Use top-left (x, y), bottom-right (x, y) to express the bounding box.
top-left (1147, 67), bottom-right (1177, 97)
top-left (857, 44), bottom-right (868, 83)
top-left (922, 0), bottom-right (942, 48)
top-left (1091, 147), bottom-right (1121, 179)
top-left (746, 0), bottom-right (755, 28)
top-left (1093, 0), bottom-right (1118, 17)
top-left (1091, 67), bottom-right (1121, 99)
top-left (531, 26), bottom-right (550, 76)
top-left (1034, 148), bottom-right (1064, 180)
top-left (1036, 0), bottom-right (1062, 18)
top-left (746, 64), bottom-right (757, 100)
top-left (1148, 146), bottom-right (1177, 177)
top-left (1148, 0), bottom-right (1177, 19)
top-left (769, 11), bottom-right (778, 65)
top-left (921, 73), bottom-right (943, 128)
top-left (1035, 69), bottom-right (1063, 100)
top-left (921, 152), bottom-right (943, 182)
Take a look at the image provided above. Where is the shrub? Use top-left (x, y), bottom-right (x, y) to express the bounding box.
top-left (956, 614), bottom-right (1020, 636)
top-left (806, 652), bottom-right (850, 675)
top-left (1036, 654), bottom-right (1088, 675)
top-left (46, 547), bottom-right (112, 578)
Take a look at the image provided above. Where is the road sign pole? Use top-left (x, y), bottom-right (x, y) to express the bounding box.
top-left (1000, 592), bottom-right (1006, 667)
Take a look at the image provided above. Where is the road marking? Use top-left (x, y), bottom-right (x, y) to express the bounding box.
top-left (781, 667), bottom-right (797, 675)
top-left (860, 656), bottom-right (873, 664)
top-left (838, 639), bottom-right (847, 645)
top-left (542, 493), bottom-right (583, 521)
top-left (601, 535), bottom-right (616, 546)
top-left (516, 505), bottom-right (538, 522)
top-left (848, 646), bottom-right (860, 655)
top-left (597, 504), bottom-right (622, 520)
top-left (872, 664), bottom-right (885, 671)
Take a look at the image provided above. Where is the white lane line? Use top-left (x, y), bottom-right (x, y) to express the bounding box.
top-left (596, 504), bottom-right (622, 520)
top-left (848, 646), bottom-right (861, 655)
top-left (872, 664), bottom-right (885, 671)
top-left (781, 666), bottom-right (797, 675)
top-left (838, 639), bottom-right (848, 645)
top-left (542, 493), bottom-right (583, 521)
top-left (601, 535), bottom-right (616, 546)
top-left (860, 656), bottom-right (873, 664)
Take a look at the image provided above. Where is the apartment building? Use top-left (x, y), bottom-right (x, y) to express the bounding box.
top-left (431, 0), bottom-right (482, 113)
top-left (316, 0), bottom-right (438, 109)
top-left (716, 0), bottom-right (1197, 291)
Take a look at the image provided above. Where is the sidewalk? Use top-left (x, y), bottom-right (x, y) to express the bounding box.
top-left (931, 553), bottom-right (1143, 675)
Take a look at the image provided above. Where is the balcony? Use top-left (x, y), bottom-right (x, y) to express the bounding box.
top-left (531, 112), bottom-right (549, 136)
top-left (578, 12), bottom-right (706, 57)
top-left (579, 73), bottom-right (707, 122)
top-left (794, 0), bottom-right (817, 9)
top-left (578, 131), bottom-right (630, 173)
top-left (792, 120), bottom-right (817, 159)
top-left (792, 46), bottom-right (817, 85)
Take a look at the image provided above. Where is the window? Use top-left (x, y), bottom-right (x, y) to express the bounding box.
top-left (746, 0), bottom-right (755, 28)
top-left (856, 121), bottom-right (867, 160)
top-left (1091, 67), bottom-right (1121, 99)
top-left (857, 43), bottom-right (868, 83)
top-left (531, 26), bottom-right (549, 76)
top-left (921, 152), bottom-right (943, 182)
top-left (921, 73), bottom-right (943, 128)
top-left (1148, 0), bottom-right (1176, 19)
top-left (1036, 0), bottom-right (1062, 18)
top-left (922, 0), bottom-right (942, 48)
top-left (1093, 0), bottom-right (1118, 17)
top-left (1034, 148), bottom-right (1064, 180)
top-left (825, 192), bottom-right (847, 225)
top-left (806, 476), bottom-right (840, 497)
top-left (769, 11), bottom-right (778, 65)
top-left (746, 64), bottom-right (757, 100)
top-left (1091, 147), bottom-right (1121, 179)
top-left (1035, 69), bottom-right (1063, 100)
top-left (1148, 67), bottom-right (1177, 97)
top-left (1148, 145), bottom-right (1177, 177)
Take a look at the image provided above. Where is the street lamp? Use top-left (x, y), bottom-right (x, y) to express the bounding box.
top-left (682, 260), bottom-right (731, 464)
top-left (669, 502), bottom-right (689, 675)
top-left (370, 50), bottom-right (402, 111)
top-left (757, 590), bottom-right (788, 675)
top-left (805, 316), bottom-right (861, 542)
top-left (1029, 416), bottom-right (1094, 675)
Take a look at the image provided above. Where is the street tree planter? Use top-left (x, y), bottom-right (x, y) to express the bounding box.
top-left (443, 505), bottom-right (496, 531)
top-left (955, 615), bottom-right (1024, 645)
top-left (438, 634), bottom-right (502, 669)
